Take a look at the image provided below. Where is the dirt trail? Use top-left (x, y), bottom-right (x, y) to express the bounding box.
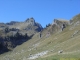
top-left (41, 40), bottom-right (80, 58)
top-left (41, 50), bottom-right (80, 58)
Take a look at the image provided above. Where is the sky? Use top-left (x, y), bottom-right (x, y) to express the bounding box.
top-left (0, 0), bottom-right (80, 27)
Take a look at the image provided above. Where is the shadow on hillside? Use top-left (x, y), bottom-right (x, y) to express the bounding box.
top-left (0, 34), bottom-right (34, 54)
top-left (0, 42), bottom-right (9, 54)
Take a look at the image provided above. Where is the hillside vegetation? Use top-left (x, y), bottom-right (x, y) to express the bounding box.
top-left (0, 14), bottom-right (80, 60)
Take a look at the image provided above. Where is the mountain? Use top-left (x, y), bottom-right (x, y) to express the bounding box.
top-left (6, 17), bottom-right (43, 36)
top-left (0, 14), bottom-right (80, 60)
top-left (0, 17), bottom-right (43, 54)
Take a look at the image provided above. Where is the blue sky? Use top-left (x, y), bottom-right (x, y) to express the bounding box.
top-left (0, 0), bottom-right (80, 27)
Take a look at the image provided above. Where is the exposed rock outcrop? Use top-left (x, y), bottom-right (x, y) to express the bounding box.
top-left (49, 19), bottom-right (69, 34)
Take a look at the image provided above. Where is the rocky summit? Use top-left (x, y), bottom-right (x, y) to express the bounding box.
top-left (0, 17), bottom-right (43, 54)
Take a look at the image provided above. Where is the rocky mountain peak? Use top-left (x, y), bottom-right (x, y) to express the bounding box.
top-left (25, 17), bottom-right (35, 25)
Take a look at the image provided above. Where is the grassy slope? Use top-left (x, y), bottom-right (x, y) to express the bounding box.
top-left (0, 14), bottom-right (80, 60)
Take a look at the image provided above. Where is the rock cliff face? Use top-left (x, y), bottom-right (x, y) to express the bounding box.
top-left (49, 19), bottom-right (69, 34)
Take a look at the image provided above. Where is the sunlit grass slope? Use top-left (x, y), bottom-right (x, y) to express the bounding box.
top-left (0, 14), bottom-right (80, 60)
